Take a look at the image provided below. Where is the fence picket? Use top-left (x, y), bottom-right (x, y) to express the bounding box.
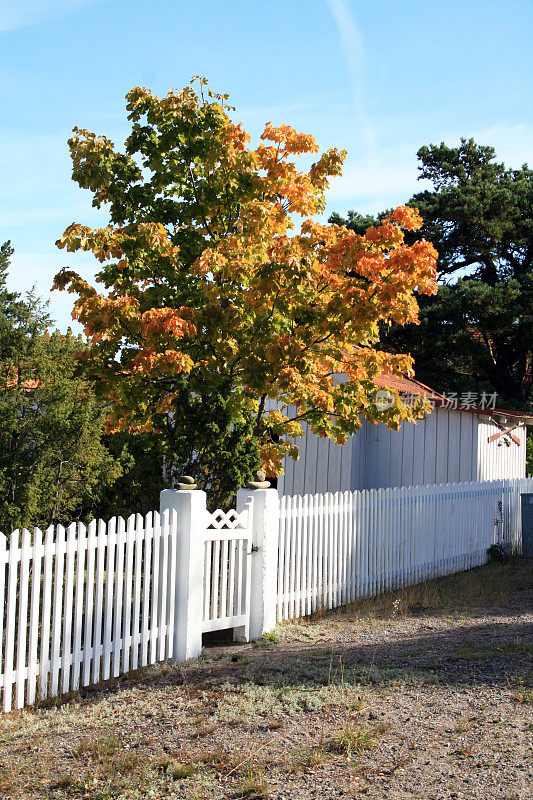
top-left (15, 529), bottom-right (31, 708)
top-left (39, 526), bottom-right (54, 700)
top-left (92, 519), bottom-right (107, 685)
top-left (141, 512), bottom-right (153, 668)
top-left (50, 526), bottom-right (65, 698)
top-left (0, 534), bottom-right (6, 708)
top-left (122, 515), bottom-right (135, 674)
top-left (102, 517), bottom-right (116, 680)
top-left (166, 510), bottom-right (177, 659)
top-left (132, 514), bottom-right (144, 670)
top-left (72, 523), bottom-right (87, 693)
top-left (4, 530), bottom-right (20, 712)
top-left (83, 521), bottom-right (97, 688)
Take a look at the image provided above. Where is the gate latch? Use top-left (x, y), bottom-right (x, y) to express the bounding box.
top-left (251, 544), bottom-right (260, 552)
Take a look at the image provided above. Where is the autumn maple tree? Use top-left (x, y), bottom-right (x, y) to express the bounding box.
top-left (54, 79), bottom-right (438, 499)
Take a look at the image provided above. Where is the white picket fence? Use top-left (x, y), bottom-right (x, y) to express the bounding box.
top-left (0, 510), bottom-right (178, 713)
top-left (276, 478), bottom-right (532, 621)
top-left (1, 476), bottom-right (531, 712)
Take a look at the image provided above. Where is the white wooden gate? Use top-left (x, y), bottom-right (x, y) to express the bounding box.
top-left (202, 500), bottom-right (253, 639)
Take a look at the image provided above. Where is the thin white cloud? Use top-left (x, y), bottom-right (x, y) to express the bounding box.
top-left (324, 1), bottom-right (378, 175)
top-left (0, 0), bottom-right (100, 33)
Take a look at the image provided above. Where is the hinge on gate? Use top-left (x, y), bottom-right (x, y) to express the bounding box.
top-left (251, 544), bottom-right (259, 552)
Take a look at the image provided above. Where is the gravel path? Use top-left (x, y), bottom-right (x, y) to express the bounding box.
top-left (0, 560), bottom-right (531, 800)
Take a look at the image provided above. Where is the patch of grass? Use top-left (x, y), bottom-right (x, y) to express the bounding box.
top-left (114, 750), bottom-right (139, 774)
top-left (168, 760), bottom-right (196, 779)
top-left (236, 767), bottom-right (270, 798)
top-left (283, 559), bottom-right (532, 630)
top-left (326, 721), bottom-right (387, 759)
top-left (74, 734), bottom-right (120, 759)
top-left (510, 688), bottom-right (533, 705)
top-left (452, 640), bottom-right (532, 660)
top-left (259, 632), bottom-right (280, 645)
top-left (49, 773), bottom-right (76, 789)
top-left (291, 746), bottom-right (329, 773)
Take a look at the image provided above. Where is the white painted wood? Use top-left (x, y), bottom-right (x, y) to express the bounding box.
top-left (166, 510), bottom-right (177, 659)
top-left (121, 515), bottom-right (135, 674)
top-left (211, 539), bottom-right (220, 621)
top-left (27, 528), bottom-right (42, 706)
top-left (141, 513), bottom-right (153, 668)
top-left (103, 517), bottom-right (117, 680)
top-left (72, 523), bottom-right (87, 693)
top-left (4, 531), bottom-right (20, 712)
top-left (229, 538), bottom-right (237, 620)
top-left (61, 523), bottom-right (77, 694)
top-left (16, 529), bottom-right (31, 709)
top-left (112, 517), bottom-right (126, 678)
top-left (294, 495), bottom-right (303, 618)
top-left (277, 498), bottom-right (286, 621)
top-left (92, 519), bottom-right (106, 684)
top-left (83, 521), bottom-right (97, 688)
top-left (158, 510), bottom-right (169, 662)
top-left (132, 515), bottom-right (144, 670)
top-left (149, 513), bottom-right (160, 665)
top-left (4, 476), bottom-right (533, 713)
top-left (0, 535), bottom-right (7, 706)
top-left (39, 526), bottom-right (54, 700)
top-left (50, 525), bottom-right (65, 698)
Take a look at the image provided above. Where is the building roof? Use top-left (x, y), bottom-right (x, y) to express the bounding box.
top-left (374, 373), bottom-right (533, 423)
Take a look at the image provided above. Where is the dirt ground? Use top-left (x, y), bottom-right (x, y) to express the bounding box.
top-left (0, 559), bottom-right (531, 800)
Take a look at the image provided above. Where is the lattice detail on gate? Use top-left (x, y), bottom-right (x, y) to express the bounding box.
top-left (205, 508), bottom-right (249, 529)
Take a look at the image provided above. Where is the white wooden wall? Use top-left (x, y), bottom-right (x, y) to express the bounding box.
top-left (476, 417), bottom-right (527, 481)
top-left (361, 407), bottom-right (481, 490)
top-left (277, 406), bottom-right (527, 496)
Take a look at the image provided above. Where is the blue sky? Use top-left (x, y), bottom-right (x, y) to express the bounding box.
top-left (1, 0), bottom-right (532, 331)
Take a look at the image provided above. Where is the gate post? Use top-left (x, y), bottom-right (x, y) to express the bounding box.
top-left (236, 487), bottom-right (279, 640)
top-left (160, 488), bottom-right (206, 662)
